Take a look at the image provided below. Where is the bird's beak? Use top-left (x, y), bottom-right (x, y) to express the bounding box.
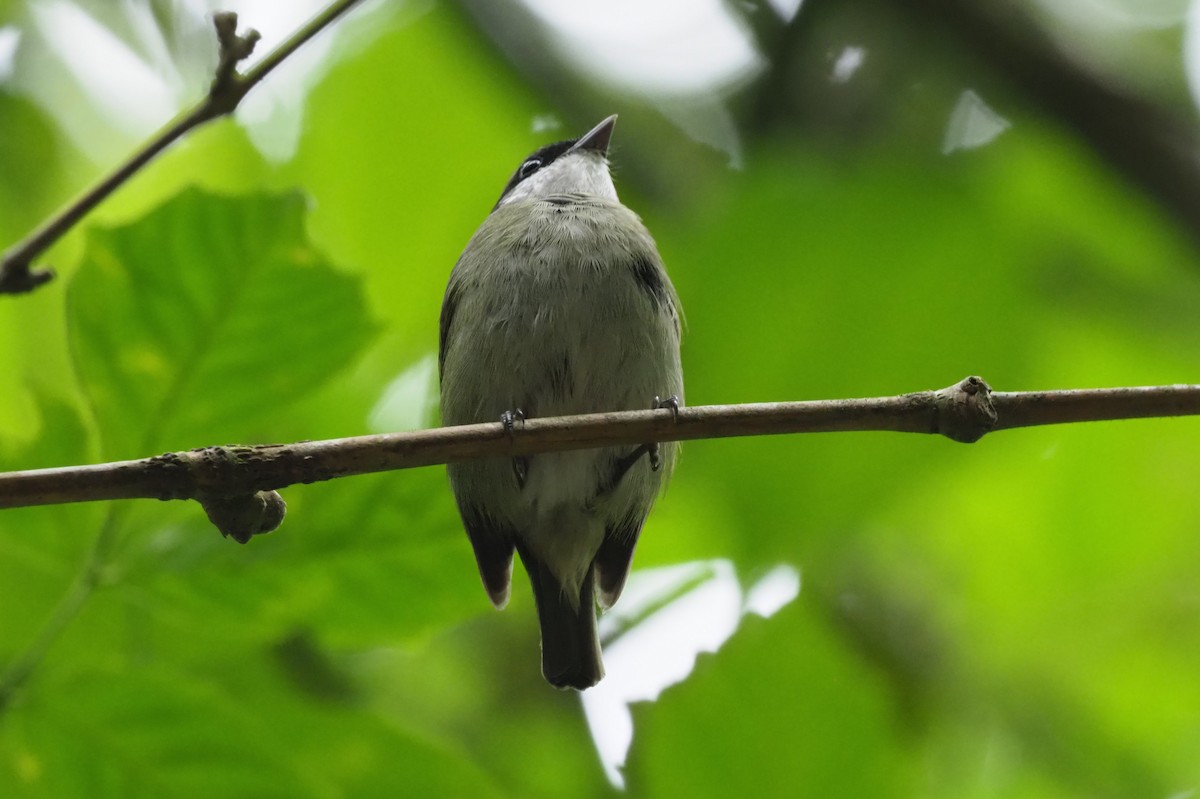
top-left (570, 114), bottom-right (617, 156)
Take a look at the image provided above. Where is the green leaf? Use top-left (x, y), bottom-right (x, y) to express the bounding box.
top-left (0, 395), bottom-right (104, 653)
top-left (1, 666), bottom-right (313, 798)
top-left (0, 94), bottom-right (63, 243)
top-left (625, 603), bottom-right (911, 797)
top-left (67, 188), bottom-right (375, 459)
top-left (0, 661), bottom-right (504, 798)
top-left (120, 469), bottom-right (484, 648)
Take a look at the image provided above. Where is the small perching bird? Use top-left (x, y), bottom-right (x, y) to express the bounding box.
top-left (438, 115), bottom-right (684, 690)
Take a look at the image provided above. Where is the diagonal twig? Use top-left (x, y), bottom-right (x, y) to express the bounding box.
top-left (0, 0), bottom-right (367, 296)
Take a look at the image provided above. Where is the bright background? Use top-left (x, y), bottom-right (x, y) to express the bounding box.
top-left (1, 0), bottom-right (1200, 796)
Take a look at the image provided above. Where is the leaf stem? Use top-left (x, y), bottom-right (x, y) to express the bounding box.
top-left (0, 509), bottom-right (120, 712)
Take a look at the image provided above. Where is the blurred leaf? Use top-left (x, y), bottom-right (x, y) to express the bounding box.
top-left (0, 661), bottom-right (504, 798)
top-left (0, 93), bottom-right (62, 242)
top-left (67, 188), bottom-right (375, 458)
top-left (117, 469), bottom-right (482, 650)
top-left (625, 603), bottom-right (911, 797)
top-left (1, 666), bottom-right (314, 797)
top-left (0, 395), bottom-right (102, 663)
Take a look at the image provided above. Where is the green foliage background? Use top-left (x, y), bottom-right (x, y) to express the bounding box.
top-left (1, 1), bottom-right (1199, 796)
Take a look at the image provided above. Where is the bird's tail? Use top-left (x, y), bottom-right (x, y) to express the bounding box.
top-left (516, 544), bottom-right (604, 690)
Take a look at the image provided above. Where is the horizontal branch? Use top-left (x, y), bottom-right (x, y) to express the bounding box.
top-left (1, 377), bottom-right (1197, 541)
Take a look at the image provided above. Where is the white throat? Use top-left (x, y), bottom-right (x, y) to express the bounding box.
top-left (499, 151), bottom-right (619, 206)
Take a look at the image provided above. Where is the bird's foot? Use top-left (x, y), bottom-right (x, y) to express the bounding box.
top-left (608, 395), bottom-right (681, 485)
top-left (647, 395), bottom-right (681, 471)
top-left (501, 408), bottom-right (526, 439)
top-left (501, 408), bottom-right (528, 486)
top-left (654, 394), bottom-right (681, 421)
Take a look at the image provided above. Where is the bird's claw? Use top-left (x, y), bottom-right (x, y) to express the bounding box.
top-left (654, 394), bottom-right (681, 422)
top-left (647, 395), bottom-right (679, 472)
top-left (501, 409), bottom-right (528, 487)
top-left (501, 408), bottom-right (526, 439)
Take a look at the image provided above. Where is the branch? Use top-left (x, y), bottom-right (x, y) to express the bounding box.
top-left (0, 0), bottom-right (367, 296)
top-left (1, 378), bottom-right (1198, 541)
top-left (744, 0), bottom-right (1200, 253)
top-left (902, 0), bottom-right (1200, 251)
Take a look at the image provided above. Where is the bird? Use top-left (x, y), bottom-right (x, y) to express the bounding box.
top-left (438, 115), bottom-right (684, 690)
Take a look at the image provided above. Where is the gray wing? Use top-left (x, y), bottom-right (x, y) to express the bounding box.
top-left (594, 511), bottom-right (644, 609)
top-left (438, 273), bottom-right (464, 380)
top-left (458, 501), bottom-right (516, 609)
top-left (629, 252), bottom-right (683, 336)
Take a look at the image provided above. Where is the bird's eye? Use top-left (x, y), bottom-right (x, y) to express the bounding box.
top-left (519, 158), bottom-right (542, 178)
